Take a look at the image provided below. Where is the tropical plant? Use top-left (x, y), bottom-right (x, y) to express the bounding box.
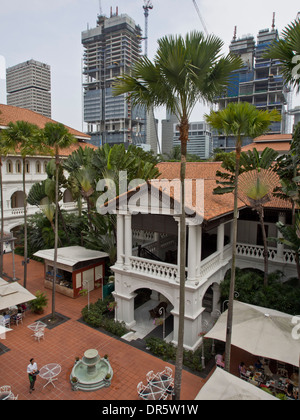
top-left (0, 124), bottom-right (14, 276)
top-left (29, 290), bottom-right (48, 314)
top-left (237, 168), bottom-right (280, 285)
top-left (41, 122), bottom-right (76, 320)
top-left (1, 121), bottom-right (40, 288)
top-left (275, 212), bottom-right (300, 285)
top-left (205, 102), bottom-right (281, 372)
top-left (264, 18), bottom-right (300, 92)
top-left (114, 30), bottom-right (242, 399)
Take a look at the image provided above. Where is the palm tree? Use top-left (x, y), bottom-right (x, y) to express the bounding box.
top-left (205, 102), bottom-right (281, 372)
top-left (113, 31), bottom-right (242, 399)
top-left (0, 129), bottom-right (14, 276)
top-left (275, 213), bottom-right (300, 284)
top-left (2, 121), bottom-right (39, 288)
top-left (214, 147), bottom-right (279, 286)
top-left (264, 18), bottom-right (300, 92)
top-left (41, 122), bottom-right (76, 320)
top-left (238, 167), bottom-right (279, 286)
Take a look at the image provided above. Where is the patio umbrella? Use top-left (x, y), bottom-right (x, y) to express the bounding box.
top-left (195, 367), bottom-right (278, 400)
top-left (0, 324), bottom-right (12, 339)
top-left (205, 301), bottom-right (300, 367)
top-left (0, 279), bottom-right (36, 311)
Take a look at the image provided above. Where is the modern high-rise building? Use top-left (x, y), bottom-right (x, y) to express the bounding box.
top-left (214, 20), bottom-right (291, 152)
top-left (6, 60), bottom-right (51, 118)
top-left (81, 9), bottom-right (146, 147)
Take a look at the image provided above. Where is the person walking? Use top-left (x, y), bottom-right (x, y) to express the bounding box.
top-left (27, 358), bottom-right (39, 393)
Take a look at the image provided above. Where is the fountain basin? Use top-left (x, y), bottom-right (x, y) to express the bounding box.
top-left (70, 349), bottom-right (113, 391)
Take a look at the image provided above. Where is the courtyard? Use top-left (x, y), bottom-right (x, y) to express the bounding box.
top-left (0, 253), bottom-right (204, 400)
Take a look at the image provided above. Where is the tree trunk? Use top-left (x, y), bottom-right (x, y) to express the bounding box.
top-left (23, 157), bottom-right (28, 288)
top-left (224, 136), bottom-right (241, 373)
top-left (0, 157), bottom-right (4, 277)
top-left (52, 152), bottom-right (59, 320)
top-left (258, 207), bottom-right (269, 287)
top-left (174, 116), bottom-right (188, 400)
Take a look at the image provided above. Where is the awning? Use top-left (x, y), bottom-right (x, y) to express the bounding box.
top-left (34, 246), bottom-right (109, 267)
top-left (205, 301), bottom-right (300, 367)
top-left (0, 280), bottom-right (36, 311)
top-left (195, 367), bottom-right (278, 400)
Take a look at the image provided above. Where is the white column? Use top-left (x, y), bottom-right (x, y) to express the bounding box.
top-left (196, 225), bottom-right (202, 278)
top-left (116, 214), bottom-right (124, 267)
top-left (187, 222), bottom-right (197, 282)
top-left (217, 223), bottom-right (225, 260)
top-left (277, 212), bottom-right (285, 262)
top-left (124, 214), bottom-right (132, 269)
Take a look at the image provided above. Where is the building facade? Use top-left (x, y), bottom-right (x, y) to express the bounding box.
top-left (6, 60), bottom-right (51, 118)
top-left (213, 23), bottom-right (291, 152)
top-left (82, 10), bottom-right (146, 147)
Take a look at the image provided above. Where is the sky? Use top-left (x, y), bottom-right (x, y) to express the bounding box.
top-left (0, 0), bottom-right (299, 134)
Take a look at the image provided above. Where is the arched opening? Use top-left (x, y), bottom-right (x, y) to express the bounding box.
top-left (132, 288), bottom-right (174, 341)
top-left (11, 191), bottom-right (25, 209)
top-left (63, 189), bottom-right (74, 203)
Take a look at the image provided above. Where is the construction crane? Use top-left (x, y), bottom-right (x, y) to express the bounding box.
top-left (192, 0), bottom-right (209, 36)
top-left (143, 1), bottom-right (153, 57)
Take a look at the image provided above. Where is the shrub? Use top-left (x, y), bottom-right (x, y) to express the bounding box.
top-left (29, 290), bottom-right (48, 314)
top-left (81, 298), bottom-right (128, 337)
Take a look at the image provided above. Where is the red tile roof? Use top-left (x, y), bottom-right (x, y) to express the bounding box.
top-left (0, 103), bottom-right (97, 156)
top-left (0, 103), bottom-right (90, 140)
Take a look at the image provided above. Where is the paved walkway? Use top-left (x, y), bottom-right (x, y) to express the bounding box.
top-left (0, 254), bottom-right (206, 401)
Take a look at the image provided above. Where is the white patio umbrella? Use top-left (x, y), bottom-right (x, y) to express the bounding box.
top-left (0, 324), bottom-right (12, 339)
top-left (0, 279), bottom-right (36, 311)
top-left (205, 301), bottom-right (300, 367)
top-left (195, 367), bottom-right (278, 400)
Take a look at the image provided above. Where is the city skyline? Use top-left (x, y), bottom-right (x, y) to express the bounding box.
top-left (0, 0), bottom-right (299, 133)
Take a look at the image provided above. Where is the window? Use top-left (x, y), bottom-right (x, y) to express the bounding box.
top-left (15, 160), bottom-right (22, 174)
top-left (6, 160), bottom-right (13, 174)
top-left (26, 161), bottom-right (30, 174)
top-left (36, 161), bottom-right (41, 174)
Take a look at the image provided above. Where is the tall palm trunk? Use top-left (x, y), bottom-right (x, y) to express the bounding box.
top-left (174, 116), bottom-right (188, 400)
top-left (22, 157), bottom-right (28, 288)
top-left (52, 151), bottom-right (59, 320)
top-left (0, 157), bottom-right (4, 277)
top-left (225, 135), bottom-right (241, 373)
top-left (257, 207), bottom-right (269, 286)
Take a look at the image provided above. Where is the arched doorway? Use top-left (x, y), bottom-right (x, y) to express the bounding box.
top-left (11, 191), bottom-right (25, 209)
top-left (132, 288), bottom-right (174, 341)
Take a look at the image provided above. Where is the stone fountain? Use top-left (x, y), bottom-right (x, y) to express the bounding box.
top-left (70, 349), bottom-right (113, 391)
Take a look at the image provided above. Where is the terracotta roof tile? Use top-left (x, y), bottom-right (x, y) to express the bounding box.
top-left (0, 103), bottom-right (90, 140)
top-left (241, 142), bottom-right (291, 153)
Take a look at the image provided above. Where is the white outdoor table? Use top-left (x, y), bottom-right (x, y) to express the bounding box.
top-left (39, 363), bottom-right (61, 389)
top-left (27, 321), bottom-right (47, 332)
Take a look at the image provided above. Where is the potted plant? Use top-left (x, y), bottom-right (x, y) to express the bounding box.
top-left (71, 376), bottom-right (79, 390)
top-left (74, 357), bottom-right (80, 365)
top-left (29, 290), bottom-right (48, 314)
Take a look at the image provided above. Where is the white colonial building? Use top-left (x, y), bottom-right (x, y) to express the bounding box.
top-left (0, 103), bottom-right (94, 244)
top-left (109, 161), bottom-right (297, 351)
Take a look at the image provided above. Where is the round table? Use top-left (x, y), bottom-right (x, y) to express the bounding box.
top-left (39, 363), bottom-right (61, 389)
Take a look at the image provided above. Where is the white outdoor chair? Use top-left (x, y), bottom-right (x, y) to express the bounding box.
top-left (32, 329), bottom-right (45, 342)
top-left (0, 386), bottom-right (11, 393)
top-left (164, 367), bottom-right (173, 377)
top-left (146, 370), bottom-right (155, 382)
top-left (137, 382), bottom-right (144, 393)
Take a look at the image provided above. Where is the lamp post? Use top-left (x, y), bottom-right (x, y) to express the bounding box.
top-left (158, 306), bottom-right (166, 341)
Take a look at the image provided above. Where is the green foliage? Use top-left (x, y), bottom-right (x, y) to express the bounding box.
top-left (29, 290), bottom-right (48, 313)
top-left (81, 298), bottom-right (128, 337)
top-left (145, 336), bottom-right (209, 373)
top-left (220, 268), bottom-right (300, 315)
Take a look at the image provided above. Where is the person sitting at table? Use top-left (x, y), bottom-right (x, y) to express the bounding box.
top-left (254, 359), bottom-right (263, 371)
top-left (285, 379), bottom-right (295, 399)
top-left (239, 362), bottom-right (247, 377)
top-left (215, 354), bottom-right (225, 369)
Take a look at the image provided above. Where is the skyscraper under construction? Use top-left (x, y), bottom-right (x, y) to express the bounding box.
top-left (214, 17), bottom-right (292, 151)
top-left (82, 8), bottom-right (145, 147)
